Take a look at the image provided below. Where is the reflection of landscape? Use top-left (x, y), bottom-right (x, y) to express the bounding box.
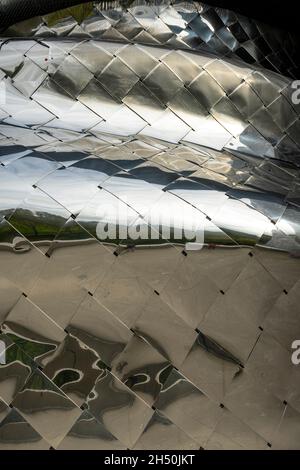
top-left (0, 0), bottom-right (300, 452)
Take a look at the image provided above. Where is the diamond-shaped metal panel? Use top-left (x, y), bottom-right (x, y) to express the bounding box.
top-left (0, 0), bottom-right (299, 451)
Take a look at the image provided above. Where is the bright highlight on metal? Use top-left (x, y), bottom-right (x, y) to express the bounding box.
top-left (0, 0), bottom-right (299, 450)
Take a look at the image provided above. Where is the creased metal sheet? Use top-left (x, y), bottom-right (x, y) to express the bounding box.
top-left (2, 0), bottom-right (300, 78)
top-left (0, 0), bottom-right (300, 450)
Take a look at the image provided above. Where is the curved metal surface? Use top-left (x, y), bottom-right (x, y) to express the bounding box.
top-left (1, 0), bottom-right (300, 78)
top-left (0, 0), bottom-right (299, 450)
top-left (0, 0), bottom-right (94, 29)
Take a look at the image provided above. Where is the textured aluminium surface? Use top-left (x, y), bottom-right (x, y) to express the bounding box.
top-left (1, 0), bottom-right (300, 78)
top-left (0, 0), bottom-right (300, 450)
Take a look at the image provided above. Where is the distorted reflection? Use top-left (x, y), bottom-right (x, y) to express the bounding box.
top-left (0, 0), bottom-right (299, 452)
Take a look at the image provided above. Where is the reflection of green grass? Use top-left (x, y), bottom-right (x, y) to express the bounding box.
top-left (6, 333), bottom-right (55, 360)
top-left (46, 3), bottom-right (94, 27)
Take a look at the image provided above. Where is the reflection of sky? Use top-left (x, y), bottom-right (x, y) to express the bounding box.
top-left (21, 189), bottom-right (69, 219)
top-left (69, 166), bottom-right (114, 184)
top-left (103, 175), bottom-right (163, 215)
top-left (2, 168), bottom-right (278, 243)
top-left (78, 188), bottom-right (138, 226)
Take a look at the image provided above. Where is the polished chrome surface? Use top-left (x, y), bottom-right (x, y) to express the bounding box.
top-left (2, 0), bottom-right (299, 78)
top-left (0, 0), bottom-right (300, 450)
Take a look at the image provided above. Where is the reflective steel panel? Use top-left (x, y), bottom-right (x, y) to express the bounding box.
top-left (0, 0), bottom-right (299, 450)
